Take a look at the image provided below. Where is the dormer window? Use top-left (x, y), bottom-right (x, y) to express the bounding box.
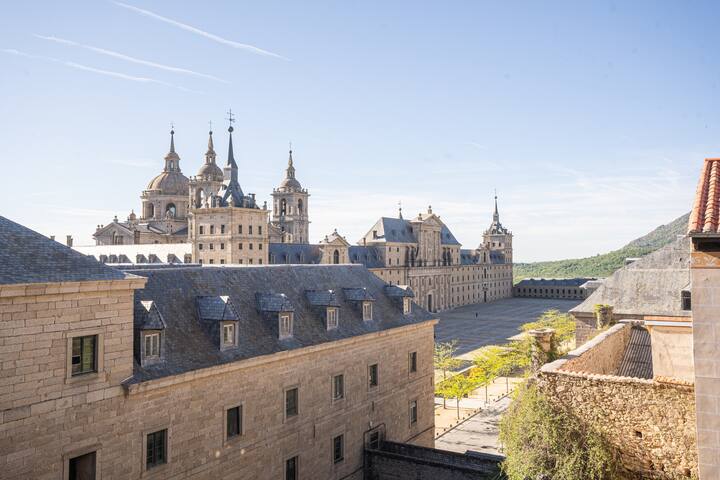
top-left (222, 322), bottom-right (237, 348)
top-left (327, 307), bottom-right (339, 330)
top-left (362, 301), bottom-right (373, 321)
top-left (403, 298), bottom-right (412, 315)
top-left (144, 331), bottom-right (161, 359)
top-left (279, 313), bottom-right (293, 339)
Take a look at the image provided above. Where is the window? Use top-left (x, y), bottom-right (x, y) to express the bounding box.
top-left (239, 243), bottom-right (243, 250)
top-left (199, 243), bottom-right (203, 250)
top-left (259, 243), bottom-right (263, 250)
top-left (333, 374), bottom-right (344, 401)
top-left (220, 259), bottom-right (226, 265)
top-left (209, 243), bottom-right (214, 250)
top-left (285, 456), bottom-right (298, 480)
top-left (210, 225), bottom-right (215, 234)
top-left (259, 226), bottom-right (262, 235)
top-left (333, 434), bottom-right (344, 463)
top-left (362, 302), bottom-right (373, 321)
top-left (209, 259), bottom-right (214, 264)
top-left (71, 335), bottom-right (97, 376)
top-left (409, 400), bottom-right (418, 425)
top-left (249, 243), bottom-right (254, 250)
top-left (285, 387), bottom-right (298, 418)
top-left (279, 313), bottom-right (293, 339)
top-left (249, 225), bottom-right (253, 235)
top-left (220, 224), bottom-right (225, 234)
top-left (327, 308), bottom-right (338, 330)
top-left (222, 323), bottom-right (236, 348)
top-left (403, 297), bottom-right (411, 314)
top-left (368, 431), bottom-right (381, 450)
top-left (238, 225), bottom-right (243, 234)
top-left (682, 291), bottom-right (692, 311)
top-left (146, 429), bottom-right (167, 470)
top-left (144, 332), bottom-right (160, 359)
top-left (220, 243), bottom-right (225, 250)
top-left (226, 405), bottom-right (242, 439)
top-left (199, 225), bottom-right (204, 235)
top-left (368, 363), bottom-right (378, 388)
top-left (333, 249), bottom-right (340, 264)
top-left (68, 451), bottom-right (96, 480)
top-left (409, 351), bottom-right (417, 373)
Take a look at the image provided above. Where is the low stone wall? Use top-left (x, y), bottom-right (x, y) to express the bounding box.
top-left (539, 331), bottom-right (698, 479)
top-left (560, 323), bottom-right (631, 375)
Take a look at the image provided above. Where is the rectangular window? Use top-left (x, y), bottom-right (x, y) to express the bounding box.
top-left (199, 226), bottom-right (204, 235)
top-left (368, 364), bottom-right (378, 388)
top-left (409, 351), bottom-right (417, 373)
top-left (285, 387), bottom-right (298, 418)
top-left (210, 225), bottom-right (215, 234)
top-left (682, 291), bottom-right (692, 311)
top-left (238, 225), bottom-right (243, 234)
top-left (226, 405), bottom-right (242, 439)
top-left (362, 302), bottom-right (373, 321)
top-left (199, 244), bottom-right (203, 250)
top-left (209, 243), bottom-right (214, 250)
top-left (222, 323), bottom-right (236, 347)
top-left (259, 243), bottom-right (263, 250)
top-left (333, 374), bottom-right (344, 401)
top-left (327, 308), bottom-right (338, 330)
top-left (220, 259), bottom-right (226, 265)
top-left (249, 225), bottom-right (253, 235)
top-left (259, 259), bottom-right (263, 265)
top-left (259, 226), bottom-right (262, 235)
top-left (220, 243), bottom-right (225, 250)
top-left (68, 451), bottom-right (96, 480)
top-left (409, 400), bottom-right (418, 425)
top-left (333, 434), bottom-right (344, 464)
top-left (239, 243), bottom-right (243, 250)
top-left (249, 243), bottom-right (253, 250)
top-left (285, 456), bottom-right (298, 480)
top-left (368, 431), bottom-right (380, 450)
top-left (279, 313), bottom-right (292, 338)
top-left (146, 429), bottom-right (167, 470)
top-left (71, 335), bottom-right (97, 376)
top-left (209, 259), bottom-right (214, 264)
top-left (220, 224), bottom-right (225, 234)
top-left (144, 332), bottom-right (160, 358)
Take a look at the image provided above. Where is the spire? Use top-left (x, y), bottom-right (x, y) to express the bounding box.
top-left (286, 143), bottom-right (296, 179)
top-left (219, 108), bottom-right (249, 207)
top-left (493, 190), bottom-right (500, 223)
top-left (163, 125), bottom-right (180, 172)
top-left (205, 129), bottom-right (216, 164)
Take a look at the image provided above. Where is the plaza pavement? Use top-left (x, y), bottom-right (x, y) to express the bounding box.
top-left (433, 297), bottom-right (582, 357)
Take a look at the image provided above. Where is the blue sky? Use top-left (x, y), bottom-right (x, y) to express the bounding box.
top-left (1, 1), bottom-right (718, 261)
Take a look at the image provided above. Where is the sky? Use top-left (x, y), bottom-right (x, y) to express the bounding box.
top-left (1, 1), bottom-right (719, 262)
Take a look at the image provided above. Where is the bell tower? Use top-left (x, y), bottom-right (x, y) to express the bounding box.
top-left (482, 193), bottom-right (513, 263)
top-left (271, 146), bottom-right (310, 244)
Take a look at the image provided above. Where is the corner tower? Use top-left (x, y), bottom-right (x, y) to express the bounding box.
top-left (271, 146), bottom-right (310, 243)
top-left (482, 194), bottom-right (513, 264)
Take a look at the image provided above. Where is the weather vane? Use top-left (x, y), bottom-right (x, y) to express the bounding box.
top-left (226, 108), bottom-right (235, 129)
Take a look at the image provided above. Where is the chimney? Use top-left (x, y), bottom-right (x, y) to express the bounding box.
top-left (66, 235), bottom-right (73, 247)
top-left (134, 231), bottom-right (141, 244)
top-left (50, 235), bottom-right (55, 241)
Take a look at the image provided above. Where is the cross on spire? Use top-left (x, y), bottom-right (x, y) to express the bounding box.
top-left (398, 200), bottom-right (403, 219)
top-left (208, 120), bottom-right (213, 133)
top-left (226, 108), bottom-right (235, 132)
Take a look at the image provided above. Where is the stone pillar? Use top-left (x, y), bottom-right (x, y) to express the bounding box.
top-left (595, 304), bottom-right (614, 329)
top-left (528, 328), bottom-right (555, 371)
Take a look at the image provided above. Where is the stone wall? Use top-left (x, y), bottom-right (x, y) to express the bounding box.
top-left (559, 323), bottom-right (631, 375)
top-left (0, 280), bottom-right (436, 479)
top-left (540, 326), bottom-right (698, 479)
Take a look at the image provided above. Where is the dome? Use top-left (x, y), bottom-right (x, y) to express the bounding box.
top-left (197, 162), bottom-right (224, 181)
top-left (279, 177), bottom-right (302, 191)
top-left (146, 171), bottom-right (190, 196)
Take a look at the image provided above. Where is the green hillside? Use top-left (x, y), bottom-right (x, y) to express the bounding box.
top-left (514, 212), bottom-right (690, 282)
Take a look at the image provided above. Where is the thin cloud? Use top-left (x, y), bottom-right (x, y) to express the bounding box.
top-left (34, 34), bottom-right (228, 83)
top-left (2, 48), bottom-right (202, 93)
top-left (112, 1), bottom-right (288, 60)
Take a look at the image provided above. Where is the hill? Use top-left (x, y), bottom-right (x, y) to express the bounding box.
top-left (513, 212), bottom-right (690, 282)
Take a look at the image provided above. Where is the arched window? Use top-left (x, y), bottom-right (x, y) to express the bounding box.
top-left (333, 249), bottom-right (340, 264)
top-left (147, 203), bottom-right (155, 219)
top-left (165, 203), bottom-right (177, 218)
top-left (280, 199), bottom-right (287, 216)
top-left (298, 199), bottom-right (304, 215)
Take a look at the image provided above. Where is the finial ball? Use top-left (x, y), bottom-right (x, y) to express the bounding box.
top-left (228, 126), bottom-right (234, 133)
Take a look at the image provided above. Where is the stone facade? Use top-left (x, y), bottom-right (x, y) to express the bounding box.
top-left (0, 275), bottom-right (436, 479)
top-left (189, 207), bottom-right (269, 265)
top-left (539, 323), bottom-right (698, 479)
top-left (270, 148), bottom-right (310, 244)
top-left (513, 277), bottom-right (594, 300)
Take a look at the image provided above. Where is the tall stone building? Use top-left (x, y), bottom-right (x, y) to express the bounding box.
top-left (93, 129), bottom-right (190, 245)
top-left (0, 215), bottom-right (437, 480)
top-left (270, 147), bottom-right (310, 244)
top-left (188, 125), bottom-right (270, 265)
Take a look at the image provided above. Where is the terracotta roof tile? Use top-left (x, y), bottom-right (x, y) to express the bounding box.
top-left (689, 158), bottom-right (720, 235)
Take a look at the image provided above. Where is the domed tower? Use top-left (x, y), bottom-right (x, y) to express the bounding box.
top-left (189, 129), bottom-right (225, 209)
top-left (271, 146), bottom-right (310, 244)
top-left (140, 128), bottom-right (190, 236)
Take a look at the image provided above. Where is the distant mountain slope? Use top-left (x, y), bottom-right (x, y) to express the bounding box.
top-left (514, 212), bottom-right (690, 282)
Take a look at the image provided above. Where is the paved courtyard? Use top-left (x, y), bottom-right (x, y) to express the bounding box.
top-left (435, 396), bottom-right (512, 455)
top-left (434, 297), bottom-right (582, 357)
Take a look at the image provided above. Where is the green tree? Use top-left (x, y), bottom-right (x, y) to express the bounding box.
top-left (440, 373), bottom-right (478, 420)
top-left (499, 382), bottom-right (617, 480)
top-left (434, 340), bottom-right (463, 409)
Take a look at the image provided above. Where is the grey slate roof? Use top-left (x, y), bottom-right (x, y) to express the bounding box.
top-left (126, 264), bottom-right (434, 383)
top-left (197, 296), bottom-right (239, 321)
top-left (571, 237), bottom-right (691, 317)
top-left (256, 292), bottom-right (295, 312)
top-left (269, 243), bottom-right (322, 264)
top-left (343, 287), bottom-right (376, 301)
top-left (305, 289), bottom-right (341, 307)
top-left (362, 217), bottom-right (461, 246)
top-left (134, 300), bottom-right (166, 330)
top-left (384, 285), bottom-right (415, 298)
top-left (516, 277), bottom-right (595, 287)
top-left (349, 246), bottom-right (385, 268)
top-left (440, 224), bottom-right (461, 245)
top-left (616, 326), bottom-right (653, 379)
top-left (0, 215), bottom-right (128, 285)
